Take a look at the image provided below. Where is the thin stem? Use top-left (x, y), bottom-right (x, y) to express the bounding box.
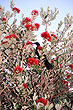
top-left (17, 55), bottom-right (19, 66)
top-left (21, 54), bottom-right (23, 78)
top-left (53, 89), bottom-right (73, 98)
top-left (0, 73), bottom-right (16, 95)
top-left (45, 23), bottom-right (47, 31)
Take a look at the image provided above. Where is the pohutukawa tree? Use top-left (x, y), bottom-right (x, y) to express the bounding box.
top-left (0, 0), bottom-right (73, 110)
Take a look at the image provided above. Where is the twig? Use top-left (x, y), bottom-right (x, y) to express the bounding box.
top-left (0, 73), bottom-right (16, 95)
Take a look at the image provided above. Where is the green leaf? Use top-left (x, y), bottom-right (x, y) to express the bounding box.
top-left (38, 70), bottom-right (42, 75)
top-left (56, 60), bottom-right (59, 64)
top-left (35, 65), bottom-right (40, 69)
top-left (58, 101), bottom-right (61, 104)
top-left (16, 38), bottom-right (19, 41)
top-left (20, 89), bottom-right (23, 95)
top-left (15, 103), bottom-right (18, 107)
top-left (10, 48), bottom-right (13, 50)
top-left (33, 105), bottom-right (37, 110)
top-left (40, 107), bottom-right (45, 110)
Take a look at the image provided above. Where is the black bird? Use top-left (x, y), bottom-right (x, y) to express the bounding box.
top-left (33, 42), bottom-right (53, 70)
top-left (43, 54), bottom-right (53, 70)
top-left (33, 42), bottom-right (40, 60)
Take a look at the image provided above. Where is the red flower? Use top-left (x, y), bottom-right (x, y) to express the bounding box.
top-left (27, 58), bottom-right (39, 67)
top-left (1, 17), bottom-right (7, 21)
top-left (25, 24), bottom-right (35, 31)
top-left (37, 45), bottom-right (42, 50)
top-left (66, 71), bottom-right (69, 74)
top-left (61, 80), bottom-right (68, 86)
top-left (31, 10), bottom-right (39, 16)
top-left (1, 41), bottom-right (9, 44)
top-left (34, 23), bottom-right (40, 30)
top-left (10, 34), bottom-right (18, 39)
top-left (5, 34), bottom-right (18, 39)
top-left (13, 34), bottom-right (18, 39)
top-left (26, 41), bottom-right (33, 45)
top-left (51, 34), bottom-right (57, 39)
top-left (22, 17), bottom-right (31, 25)
top-left (36, 98), bottom-right (47, 106)
top-left (12, 7), bottom-right (20, 13)
top-left (14, 66), bottom-right (23, 74)
top-left (69, 64), bottom-right (73, 69)
top-left (5, 35), bottom-right (11, 40)
top-left (41, 31), bottom-right (51, 41)
top-left (67, 75), bottom-right (71, 79)
top-left (23, 83), bottom-right (27, 88)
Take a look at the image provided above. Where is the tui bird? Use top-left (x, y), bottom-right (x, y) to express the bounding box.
top-left (43, 54), bottom-right (53, 70)
top-left (33, 42), bottom-right (53, 70)
top-left (33, 42), bottom-right (40, 60)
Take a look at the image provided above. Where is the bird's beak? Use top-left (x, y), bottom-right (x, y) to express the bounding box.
top-left (32, 43), bottom-right (37, 45)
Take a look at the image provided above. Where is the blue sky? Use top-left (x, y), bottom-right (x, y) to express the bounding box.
top-left (0, 0), bottom-right (73, 41)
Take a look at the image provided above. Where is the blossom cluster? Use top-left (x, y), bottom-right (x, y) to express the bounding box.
top-left (14, 66), bottom-right (23, 74)
top-left (23, 83), bottom-right (27, 88)
top-left (27, 58), bottom-right (39, 67)
top-left (0, 17), bottom-right (7, 21)
top-left (22, 10), bottom-right (40, 31)
top-left (61, 80), bottom-right (68, 86)
top-left (12, 7), bottom-right (20, 13)
top-left (51, 33), bottom-right (57, 39)
top-left (26, 41), bottom-right (33, 45)
top-left (5, 34), bottom-right (18, 39)
top-left (69, 64), bottom-right (73, 69)
top-left (37, 45), bottom-right (42, 50)
top-left (31, 10), bottom-right (39, 16)
top-left (41, 31), bottom-right (51, 41)
top-left (36, 98), bottom-right (47, 106)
